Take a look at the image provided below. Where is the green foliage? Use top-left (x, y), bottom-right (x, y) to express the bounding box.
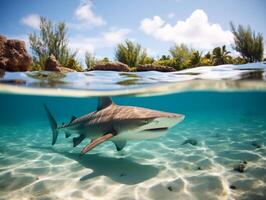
top-left (190, 50), bottom-right (203, 67)
top-left (232, 56), bottom-right (247, 65)
top-left (230, 22), bottom-right (264, 62)
top-left (85, 53), bottom-right (110, 70)
top-left (140, 56), bottom-right (155, 65)
top-left (204, 52), bottom-right (211, 59)
top-left (29, 63), bottom-right (42, 71)
top-left (159, 55), bottom-right (171, 60)
top-left (85, 52), bottom-right (97, 69)
top-left (201, 57), bottom-right (212, 66)
top-left (29, 17), bottom-right (78, 70)
top-left (66, 58), bottom-right (83, 72)
top-left (212, 45), bottom-right (232, 65)
top-left (155, 57), bottom-right (181, 70)
top-left (115, 40), bottom-right (148, 67)
top-left (169, 44), bottom-right (192, 69)
top-left (100, 57), bottom-right (110, 64)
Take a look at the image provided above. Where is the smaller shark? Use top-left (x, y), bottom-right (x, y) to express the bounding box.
top-left (44, 97), bottom-right (184, 155)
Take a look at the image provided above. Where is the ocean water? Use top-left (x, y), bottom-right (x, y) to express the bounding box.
top-left (0, 63), bottom-right (266, 200)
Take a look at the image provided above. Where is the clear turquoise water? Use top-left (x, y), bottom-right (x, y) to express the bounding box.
top-left (0, 91), bottom-right (266, 200)
top-left (0, 63), bottom-right (266, 200)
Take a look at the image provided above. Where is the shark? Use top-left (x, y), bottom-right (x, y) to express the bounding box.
top-left (44, 97), bottom-right (185, 155)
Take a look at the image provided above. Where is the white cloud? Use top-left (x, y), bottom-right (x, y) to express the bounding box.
top-left (21, 14), bottom-right (40, 29)
top-left (140, 9), bottom-right (234, 50)
top-left (74, 0), bottom-right (106, 28)
top-left (69, 28), bottom-right (131, 59)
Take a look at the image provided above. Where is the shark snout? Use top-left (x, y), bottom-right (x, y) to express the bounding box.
top-left (172, 114), bottom-right (185, 124)
top-left (159, 114), bottom-right (185, 128)
top-left (142, 114), bottom-right (185, 131)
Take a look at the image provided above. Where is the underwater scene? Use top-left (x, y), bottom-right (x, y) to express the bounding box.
top-left (0, 63), bottom-right (266, 200)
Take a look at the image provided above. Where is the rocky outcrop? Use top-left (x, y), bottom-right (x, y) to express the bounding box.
top-left (0, 35), bottom-right (32, 71)
top-left (90, 61), bottom-right (130, 72)
top-left (136, 64), bottom-right (176, 72)
top-left (0, 68), bottom-right (5, 77)
top-left (44, 55), bottom-right (75, 72)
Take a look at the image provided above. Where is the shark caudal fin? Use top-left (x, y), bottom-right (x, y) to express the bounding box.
top-left (43, 104), bottom-right (58, 145)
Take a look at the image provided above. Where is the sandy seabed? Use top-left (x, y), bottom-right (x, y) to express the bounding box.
top-left (0, 117), bottom-right (265, 200)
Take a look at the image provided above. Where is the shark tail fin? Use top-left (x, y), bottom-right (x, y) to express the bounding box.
top-left (43, 104), bottom-right (58, 145)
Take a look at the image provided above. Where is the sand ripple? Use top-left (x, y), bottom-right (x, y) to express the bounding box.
top-left (0, 116), bottom-right (265, 200)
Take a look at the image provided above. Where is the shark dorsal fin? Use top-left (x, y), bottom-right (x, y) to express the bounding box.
top-left (97, 97), bottom-right (113, 111)
top-left (71, 116), bottom-right (77, 122)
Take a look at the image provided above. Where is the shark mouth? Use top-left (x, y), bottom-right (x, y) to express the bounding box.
top-left (144, 127), bottom-right (168, 131)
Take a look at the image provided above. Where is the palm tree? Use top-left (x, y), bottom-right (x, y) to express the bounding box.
top-left (190, 50), bottom-right (202, 67)
top-left (212, 45), bottom-right (231, 65)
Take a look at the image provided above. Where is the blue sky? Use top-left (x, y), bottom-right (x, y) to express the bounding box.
top-left (0, 0), bottom-right (265, 63)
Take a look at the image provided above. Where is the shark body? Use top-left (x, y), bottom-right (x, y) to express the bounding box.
top-left (44, 97), bottom-right (184, 155)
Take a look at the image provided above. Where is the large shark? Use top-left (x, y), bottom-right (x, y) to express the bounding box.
top-left (44, 97), bottom-right (184, 155)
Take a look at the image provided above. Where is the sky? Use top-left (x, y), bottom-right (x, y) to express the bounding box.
top-left (0, 0), bottom-right (265, 64)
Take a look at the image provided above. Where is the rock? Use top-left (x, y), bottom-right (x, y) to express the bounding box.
top-left (167, 186), bottom-right (173, 191)
top-left (230, 185), bottom-right (237, 190)
top-left (0, 79), bottom-right (26, 85)
top-left (0, 68), bottom-right (5, 77)
top-left (251, 141), bottom-right (262, 148)
top-left (182, 139), bottom-right (198, 146)
top-left (136, 64), bottom-right (176, 72)
top-left (233, 161), bottom-right (247, 173)
top-left (0, 35), bottom-right (32, 71)
top-left (90, 61), bottom-right (130, 72)
top-left (44, 55), bottom-right (75, 72)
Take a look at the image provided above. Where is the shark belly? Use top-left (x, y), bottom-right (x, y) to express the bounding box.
top-left (112, 129), bottom-right (167, 141)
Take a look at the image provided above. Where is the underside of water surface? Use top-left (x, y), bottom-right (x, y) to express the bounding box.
top-left (0, 91), bottom-right (265, 200)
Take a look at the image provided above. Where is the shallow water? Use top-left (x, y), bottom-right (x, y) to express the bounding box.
top-left (0, 63), bottom-right (266, 200)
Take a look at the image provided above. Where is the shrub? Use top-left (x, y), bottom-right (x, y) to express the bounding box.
top-left (29, 17), bottom-right (78, 70)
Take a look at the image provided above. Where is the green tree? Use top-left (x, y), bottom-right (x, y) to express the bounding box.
top-left (140, 56), bottom-right (154, 65)
top-left (66, 58), bottom-right (83, 72)
top-left (155, 57), bottom-right (183, 70)
top-left (190, 50), bottom-right (203, 67)
top-left (101, 57), bottom-right (110, 64)
top-left (85, 52), bottom-right (97, 69)
top-left (230, 22), bottom-right (264, 62)
top-left (159, 55), bottom-right (171, 61)
top-left (115, 40), bottom-right (147, 67)
top-left (169, 44), bottom-right (192, 69)
top-left (212, 45), bottom-right (231, 65)
top-left (232, 56), bottom-right (247, 65)
top-left (204, 52), bottom-right (211, 59)
top-left (29, 17), bottom-right (78, 70)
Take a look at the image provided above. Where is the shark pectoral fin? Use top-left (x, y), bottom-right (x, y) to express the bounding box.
top-left (80, 133), bottom-right (114, 155)
top-left (73, 134), bottom-right (85, 147)
top-left (113, 141), bottom-right (127, 151)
